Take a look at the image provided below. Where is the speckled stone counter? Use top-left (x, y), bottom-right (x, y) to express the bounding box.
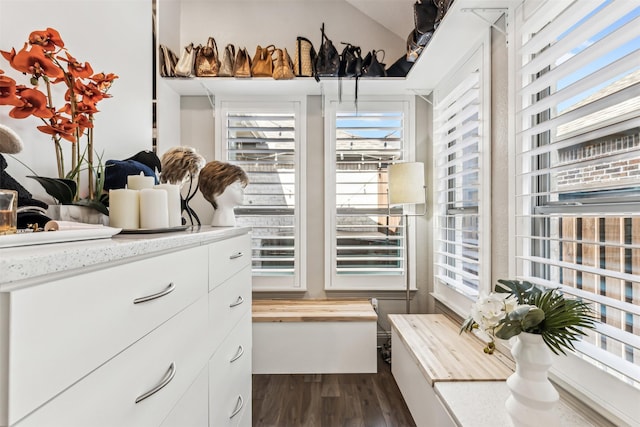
top-left (0, 226), bottom-right (250, 291)
top-left (435, 381), bottom-right (611, 427)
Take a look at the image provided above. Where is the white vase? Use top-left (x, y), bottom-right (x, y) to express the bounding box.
top-left (47, 205), bottom-right (109, 226)
top-left (505, 332), bottom-right (560, 427)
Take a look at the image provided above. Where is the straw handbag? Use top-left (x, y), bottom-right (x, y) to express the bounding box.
top-left (293, 37), bottom-right (316, 77)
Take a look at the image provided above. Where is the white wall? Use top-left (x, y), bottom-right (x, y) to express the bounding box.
top-left (0, 0), bottom-right (152, 200)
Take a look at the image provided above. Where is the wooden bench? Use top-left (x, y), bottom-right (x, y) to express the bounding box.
top-left (252, 299), bottom-right (378, 374)
top-left (389, 314), bottom-right (513, 426)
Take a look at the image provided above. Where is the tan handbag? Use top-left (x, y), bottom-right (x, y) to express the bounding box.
top-left (174, 43), bottom-right (198, 77)
top-left (273, 48), bottom-right (294, 80)
top-left (159, 44), bottom-right (179, 77)
top-left (293, 37), bottom-right (316, 77)
top-left (233, 47), bottom-right (252, 78)
top-left (194, 37), bottom-right (220, 77)
top-left (218, 44), bottom-right (235, 77)
top-left (251, 45), bottom-right (275, 77)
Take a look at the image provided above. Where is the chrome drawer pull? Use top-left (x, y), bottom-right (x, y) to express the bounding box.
top-left (229, 251), bottom-right (244, 260)
top-left (230, 345), bottom-right (244, 363)
top-left (135, 362), bottom-right (176, 404)
top-left (229, 296), bottom-right (244, 308)
top-left (229, 395), bottom-right (244, 419)
top-left (133, 282), bottom-right (175, 304)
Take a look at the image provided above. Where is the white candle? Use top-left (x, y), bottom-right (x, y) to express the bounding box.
top-left (155, 184), bottom-right (182, 227)
top-left (109, 189), bottom-right (140, 229)
top-left (139, 188), bottom-right (169, 229)
top-left (127, 172), bottom-right (155, 190)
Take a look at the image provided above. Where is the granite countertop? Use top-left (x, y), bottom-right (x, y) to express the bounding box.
top-left (0, 226), bottom-right (250, 290)
top-left (435, 381), bottom-right (612, 427)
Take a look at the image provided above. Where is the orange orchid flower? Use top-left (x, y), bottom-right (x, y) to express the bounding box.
top-left (28, 28), bottom-right (64, 51)
top-left (9, 87), bottom-right (53, 119)
top-left (0, 73), bottom-right (23, 107)
top-left (73, 80), bottom-right (105, 106)
top-left (4, 43), bottom-right (64, 79)
top-left (91, 72), bottom-right (118, 91)
top-left (75, 101), bottom-right (99, 115)
top-left (37, 114), bottom-right (77, 142)
top-left (58, 52), bottom-right (93, 79)
top-left (75, 113), bottom-right (93, 134)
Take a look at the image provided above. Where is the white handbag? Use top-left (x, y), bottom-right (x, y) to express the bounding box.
top-left (174, 43), bottom-right (198, 77)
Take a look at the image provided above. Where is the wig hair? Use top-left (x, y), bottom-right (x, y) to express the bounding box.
top-left (0, 124), bottom-right (23, 154)
top-left (198, 161), bottom-right (249, 209)
top-left (159, 146), bottom-right (206, 184)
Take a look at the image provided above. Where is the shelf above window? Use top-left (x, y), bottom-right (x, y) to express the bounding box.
top-left (159, 0), bottom-right (509, 97)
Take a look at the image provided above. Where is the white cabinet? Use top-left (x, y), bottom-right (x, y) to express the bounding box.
top-left (0, 229), bottom-right (252, 427)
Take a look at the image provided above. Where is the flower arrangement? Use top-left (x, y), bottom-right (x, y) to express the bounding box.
top-left (461, 279), bottom-right (597, 355)
top-left (0, 28), bottom-right (117, 214)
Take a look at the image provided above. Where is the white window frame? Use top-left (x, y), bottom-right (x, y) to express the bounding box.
top-left (432, 32), bottom-right (492, 316)
top-left (511, 1), bottom-right (640, 424)
top-left (324, 96), bottom-right (416, 291)
top-left (215, 96), bottom-right (307, 291)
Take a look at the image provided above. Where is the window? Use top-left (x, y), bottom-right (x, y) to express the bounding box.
top-left (515, 0), bottom-right (640, 420)
top-left (433, 38), bottom-right (490, 312)
top-left (217, 99), bottom-right (306, 290)
top-left (325, 98), bottom-right (415, 290)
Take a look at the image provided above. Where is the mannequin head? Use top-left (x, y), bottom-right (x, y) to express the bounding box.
top-left (198, 161), bottom-right (249, 209)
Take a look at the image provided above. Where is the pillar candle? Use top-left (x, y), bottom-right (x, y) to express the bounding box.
top-left (155, 184), bottom-right (182, 227)
top-left (109, 189), bottom-right (139, 229)
top-left (127, 172), bottom-right (155, 190)
top-left (139, 188), bottom-right (169, 229)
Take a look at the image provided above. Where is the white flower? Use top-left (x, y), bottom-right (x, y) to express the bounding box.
top-left (471, 293), bottom-right (518, 333)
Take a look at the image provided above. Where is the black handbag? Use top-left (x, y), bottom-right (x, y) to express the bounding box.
top-left (414, 0), bottom-right (438, 35)
top-left (386, 55), bottom-right (414, 77)
top-left (314, 23), bottom-right (340, 80)
top-left (362, 50), bottom-right (386, 77)
top-left (338, 43), bottom-right (363, 77)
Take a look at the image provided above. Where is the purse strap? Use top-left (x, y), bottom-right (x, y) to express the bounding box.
top-left (207, 37), bottom-right (219, 58)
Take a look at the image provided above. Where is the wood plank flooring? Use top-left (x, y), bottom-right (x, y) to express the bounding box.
top-left (252, 351), bottom-right (416, 427)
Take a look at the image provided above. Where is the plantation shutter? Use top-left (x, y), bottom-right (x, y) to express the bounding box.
top-left (221, 104), bottom-right (300, 288)
top-left (515, 0), bottom-right (640, 384)
top-left (328, 101), bottom-right (412, 289)
top-left (434, 65), bottom-right (484, 298)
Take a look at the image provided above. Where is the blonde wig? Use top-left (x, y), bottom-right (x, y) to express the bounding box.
top-left (198, 161), bottom-right (249, 209)
top-left (159, 146), bottom-right (206, 184)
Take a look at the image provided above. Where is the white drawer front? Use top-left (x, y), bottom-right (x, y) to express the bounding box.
top-left (209, 313), bottom-right (252, 427)
top-left (209, 234), bottom-right (251, 290)
top-left (8, 246), bottom-right (208, 425)
top-left (208, 266), bottom-right (251, 354)
top-left (17, 297), bottom-right (210, 427)
top-left (160, 364), bottom-right (209, 427)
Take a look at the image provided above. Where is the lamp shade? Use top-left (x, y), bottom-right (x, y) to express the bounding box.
top-left (388, 162), bottom-right (425, 205)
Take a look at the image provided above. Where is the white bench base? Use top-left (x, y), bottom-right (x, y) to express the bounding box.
top-left (252, 299), bottom-right (377, 374)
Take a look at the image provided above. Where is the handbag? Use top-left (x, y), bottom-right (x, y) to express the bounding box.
top-left (273, 48), bottom-right (294, 80)
top-left (233, 47), bottom-right (252, 78)
top-left (194, 37), bottom-right (220, 77)
top-left (158, 44), bottom-right (178, 77)
top-left (294, 37), bottom-right (316, 77)
top-left (414, 0), bottom-right (438, 36)
top-left (218, 44), bottom-right (236, 77)
top-left (174, 42), bottom-right (198, 77)
top-left (386, 54), bottom-right (414, 77)
top-left (314, 23), bottom-right (340, 80)
top-left (338, 43), bottom-right (363, 78)
top-left (433, 0), bottom-right (455, 28)
top-left (406, 29), bottom-right (434, 62)
top-left (362, 50), bottom-right (386, 77)
top-left (251, 45), bottom-right (275, 77)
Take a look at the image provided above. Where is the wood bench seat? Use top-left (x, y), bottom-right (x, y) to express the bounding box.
top-left (252, 299), bottom-right (378, 374)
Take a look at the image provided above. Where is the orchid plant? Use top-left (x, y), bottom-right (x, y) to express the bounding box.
top-left (0, 28), bottom-right (117, 214)
top-left (461, 279), bottom-right (597, 355)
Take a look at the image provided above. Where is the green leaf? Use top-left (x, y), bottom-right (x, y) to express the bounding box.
top-left (521, 307), bottom-right (545, 330)
top-left (73, 198), bottom-right (109, 216)
top-left (27, 176), bottom-right (77, 204)
top-left (495, 320), bottom-right (522, 340)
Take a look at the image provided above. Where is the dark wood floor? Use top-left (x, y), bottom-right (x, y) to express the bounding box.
top-left (252, 350), bottom-right (416, 427)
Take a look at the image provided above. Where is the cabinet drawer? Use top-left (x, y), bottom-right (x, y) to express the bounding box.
top-left (18, 297), bottom-right (210, 427)
top-left (208, 266), bottom-right (251, 354)
top-left (7, 246), bottom-right (208, 425)
top-left (209, 312), bottom-right (252, 427)
top-left (160, 364), bottom-right (209, 427)
top-left (209, 234), bottom-right (251, 290)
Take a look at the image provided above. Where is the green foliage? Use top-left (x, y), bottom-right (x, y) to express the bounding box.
top-left (27, 176), bottom-right (77, 205)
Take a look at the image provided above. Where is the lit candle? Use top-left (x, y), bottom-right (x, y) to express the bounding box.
top-left (127, 172), bottom-right (155, 190)
top-left (109, 189), bottom-right (140, 229)
top-left (155, 184), bottom-right (182, 227)
top-left (139, 188), bottom-right (169, 229)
